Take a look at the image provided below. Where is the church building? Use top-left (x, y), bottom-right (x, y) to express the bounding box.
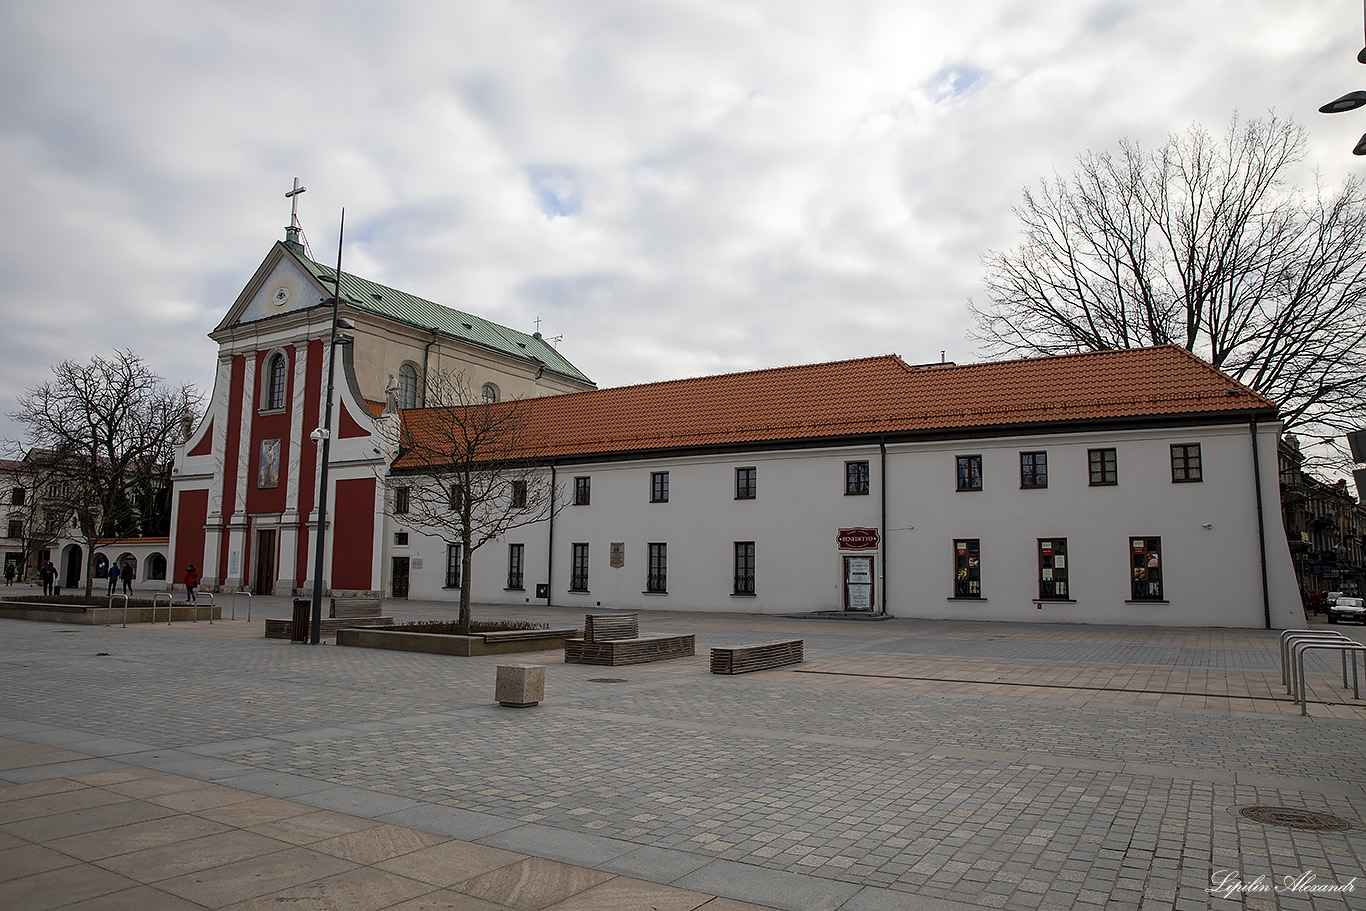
top-left (167, 225), bottom-right (1306, 629)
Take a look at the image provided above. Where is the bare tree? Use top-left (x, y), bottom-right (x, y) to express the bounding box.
top-left (9, 351), bottom-right (201, 596)
top-left (388, 369), bottom-right (554, 633)
top-left (0, 448), bottom-right (75, 582)
top-left (971, 113), bottom-right (1366, 464)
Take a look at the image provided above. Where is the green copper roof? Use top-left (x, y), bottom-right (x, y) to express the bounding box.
top-left (285, 245), bottom-right (594, 387)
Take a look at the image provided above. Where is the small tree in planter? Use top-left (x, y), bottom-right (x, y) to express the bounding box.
top-left (387, 369), bottom-right (554, 634)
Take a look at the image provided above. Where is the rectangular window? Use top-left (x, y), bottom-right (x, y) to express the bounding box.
top-left (734, 541), bottom-right (755, 594)
top-left (10, 488), bottom-right (24, 506)
top-left (394, 486), bottom-right (410, 515)
top-left (1020, 452), bottom-right (1047, 488)
top-left (449, 484), bottom-right (463, 511)
top-left (647, 543), bottom-right (667, 592)
top-left (957, 455), bottom-right (982, 491)
top-left (651, 471), bottom-right (669, 503)
top-left (846, 461), bottom-right (870, 495)
top-left (954, 539), bottom-right (981, 598)
top-left (7, 520), bottom-right (22, 539)
top-left (507, 543), bottom-right (524, 589)
top-left (446, 543), bottom-right (462, 588)
top-left (1171, 444), bottom-right (1202, 482)
top-left (574, 476), bottom-right (591, 505)
top-left (1037, 539), bottom-right (1069, 599)
top-left (736, 467), bottom-right (756, 499)
top-left (395, 532), bottom-right (409, 546)
top-left (1130, 537), bottom-right (1163, 600)
top-left (510, 480), bottom-right (527, 509)
top-left (1088, 448), bottom-right (1117, 486)
top-left (570, 543), bottom-right (589, 591)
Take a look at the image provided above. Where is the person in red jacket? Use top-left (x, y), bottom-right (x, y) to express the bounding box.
top-left (183, 564), bottom-right (200, 603)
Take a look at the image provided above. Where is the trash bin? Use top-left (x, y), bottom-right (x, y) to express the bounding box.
top-left (291, 598), bottom-right (311, 642)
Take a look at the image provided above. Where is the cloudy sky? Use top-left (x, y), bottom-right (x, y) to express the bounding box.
top-left (0, 1), bottom-right (1360, 444)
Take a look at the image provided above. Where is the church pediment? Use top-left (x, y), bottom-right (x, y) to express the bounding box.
top-left (214, 243), bottom-right (328, 333)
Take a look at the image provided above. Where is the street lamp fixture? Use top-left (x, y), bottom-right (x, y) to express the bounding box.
top-left (1319, 4), bottom-right (1366, 153)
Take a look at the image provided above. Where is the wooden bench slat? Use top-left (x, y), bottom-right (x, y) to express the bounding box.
top-left (710, 639), bottom-right (803, 674)
top-left (266, 616), bottom-right (394, 639)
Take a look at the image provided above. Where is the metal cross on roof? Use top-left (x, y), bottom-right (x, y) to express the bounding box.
top-left (285, 177), bottom-right (307, 228)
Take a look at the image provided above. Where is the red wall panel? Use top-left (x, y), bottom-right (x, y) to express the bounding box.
top-left (331, 477), bottom-right (375, 590)
top-left (172, 489), bottom-right (209, 581)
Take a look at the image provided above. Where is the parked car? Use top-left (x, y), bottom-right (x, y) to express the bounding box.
top-left (1327, 596), bottom-right (1365, 624)
top-left (1325, 591), bottom-right (1344, 606)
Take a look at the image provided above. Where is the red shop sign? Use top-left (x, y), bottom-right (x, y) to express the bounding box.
top-left (837, 527), bottom-right (881, 550)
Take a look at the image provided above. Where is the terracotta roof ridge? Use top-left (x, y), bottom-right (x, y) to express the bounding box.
top-left (576, 353), bottom-right (911, 397)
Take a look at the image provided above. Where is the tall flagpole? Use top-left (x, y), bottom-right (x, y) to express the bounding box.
top-left (310, 209), bottom-right (344, 644)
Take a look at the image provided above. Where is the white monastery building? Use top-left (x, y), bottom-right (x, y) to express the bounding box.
top-left (166, 233), bottom-right (1307, 629)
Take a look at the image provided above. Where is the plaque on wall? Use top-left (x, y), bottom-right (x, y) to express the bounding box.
top-left (610, 543), bottom-right (625, 568)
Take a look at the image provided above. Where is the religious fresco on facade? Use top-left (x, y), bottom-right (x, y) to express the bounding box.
top-left (258, 438), bottom-right (281, 489)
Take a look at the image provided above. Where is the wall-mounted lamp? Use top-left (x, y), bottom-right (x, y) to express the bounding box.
top-left (1201, 523), bottom-right (1213, 529)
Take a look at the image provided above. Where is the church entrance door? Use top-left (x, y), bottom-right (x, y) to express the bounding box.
top-left (392, 557), bottom-right (409, 599)
top-left (254, 530), bottom-right (276, 596)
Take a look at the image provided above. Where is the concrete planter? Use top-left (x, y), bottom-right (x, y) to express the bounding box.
top-left (0, 601), bottom-right (221, 625)
top-left (334, 627), bottom-right (579, 656)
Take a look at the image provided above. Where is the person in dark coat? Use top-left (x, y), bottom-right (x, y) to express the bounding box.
top-left (107, 562), bottom-right (120, 596)
top-left (40, 561), bottom-right (55, 596)
top-left (120, 562), bottom-right (134, 595)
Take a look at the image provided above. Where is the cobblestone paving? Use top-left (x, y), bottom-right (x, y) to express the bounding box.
top-left (1, 610), bottom-right (1364, 910)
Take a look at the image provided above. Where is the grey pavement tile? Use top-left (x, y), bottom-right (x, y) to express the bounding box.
top-left (294, 784), bottom-right (425, 817)
top-left (57, 737), bottom-right (159, 757)
top-left (186, 737), bottom-right (284, 756)
top-left (674, 860), bottom-right (861, 911)
top-left (0, 863), bottom-right (141, 910)
top-left (1, 759), bottom-right (127, 783)
top-left (377, 803), bottom-right (523, 841)
top-left (2, 797), bottom-right (179, 842)
top-left (479, 822), bottom-right (638, 866)
top-left (599, 844), bottom-right (714, 883)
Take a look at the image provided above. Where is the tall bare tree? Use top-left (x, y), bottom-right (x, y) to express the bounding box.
top-left (387, 369), bottom-right (554, 633)
top-left (0, 448), bottom-right (76, 582)
top-left (971, 113), bottom-right (1366, 464)
top-left (9, 351), bottom-right (201, 595)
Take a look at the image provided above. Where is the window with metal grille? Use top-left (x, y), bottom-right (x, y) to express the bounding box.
top-left (734, 542), bottom-right (755, 594)
top-left (446, 543), bottom-right (462, 588)
top-left (954, 539), bottom-right (981, 597)
top-left (394, 486), bottom-right (409, 514)
top-left (570, 543), bottom-right (589, 591)
top-left (647, 543), bottom-right (667, 592)
top-left (1088, 448), bottom-right (1117, 486)
top-left (651, 471), bottom-right (669, 503)
top-left (957, 455), bottom-right (982, 490)
top-left (507, 543), bottom-right (524, 589)
top-left (1020, 452), bottom-right (1047, 488)
top-left (1171, 444), bottom-right (1202, 482)
top-left (846, 461), bottom-right (869, 495)
top-left (735, 467), bottom-right (756, 499)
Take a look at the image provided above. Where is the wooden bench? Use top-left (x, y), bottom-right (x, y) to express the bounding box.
top-left (564, 613), bottom-right (695, 666)
top-left (265, 597), bottom-right (394, 639)
top-left (710, 639), bottom-right (804, 674)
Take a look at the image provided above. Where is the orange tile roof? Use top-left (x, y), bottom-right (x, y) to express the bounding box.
top-left (393, 346), bottom-right (1275, 467)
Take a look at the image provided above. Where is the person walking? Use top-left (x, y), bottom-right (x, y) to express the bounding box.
top-left (3, 563), bottom-right (14, 586)
top-left (40, 561), bottom-right (55, 596)
top-left (106, 561), bottom-right (120, 596)
top-left (120, 562), bottom-right (134, 595)
top-left (183, 564), bottom-right (199, 603)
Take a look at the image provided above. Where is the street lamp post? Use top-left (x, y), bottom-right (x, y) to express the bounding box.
top-left (309, 210), bottom-right (346, 644)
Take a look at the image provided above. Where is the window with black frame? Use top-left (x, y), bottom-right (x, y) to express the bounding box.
top-left (445, 543), bottom-right (461, 588)
top-left (1038, 539), bottom-right (1068, 599)
top-left (570, 543), bottom-right (589, 590)
top-left (1020, 452), bottom-right (1047, 488)
top-left (1088, 448), bottom-right (1117, 486)
top-left (1171, 444), bottom-right (1202, 482)
top-left (574, 476), bottom-right (591, 505)
top-left (507, 543), bottom-right (524, 589)
top-left (734, 542), bottom-right (755, 594)
top-left (651, 471), bottom-right (669, 503)
top-left (954, 539), bottom-right (981, 597)
top-left (510, 480), bottom-right (526, 508)
top-left (736, 467), bottom-right (756, 499)
top-left (1130, 537), bottom-right (1163, 600)
top-left (846, 461), bottom-right (870, 495)
top-left (647, 543), bottom-right (667, 592)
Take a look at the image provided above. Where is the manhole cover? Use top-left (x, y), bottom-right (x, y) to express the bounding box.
top-left (588, 678), bottom-right (628, 683)
top-left (1239, 806), bottom-right (1353, 831)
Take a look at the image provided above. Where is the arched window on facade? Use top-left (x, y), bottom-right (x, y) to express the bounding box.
top-left (266, 353), bottom-right (287, 410)
top-left (398, 364), bottom-right (419, 409)
top-left (482, 383), bottom-right (499, 404)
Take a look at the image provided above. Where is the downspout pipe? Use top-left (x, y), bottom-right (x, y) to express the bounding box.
top-left (880, 436), bottom-right (888, 616)
top-left (1249, 413), bottom-right (1271, 629)
top-left (547, 462), bottom-right (556, 608)
top-left (420, 330), bottom-right (438, 407)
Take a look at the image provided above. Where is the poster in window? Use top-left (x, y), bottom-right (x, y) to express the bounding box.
top-left (847, 584), bottom-right (873, 610)
top-left (846, 557), bottom-right (872, 584)
top-left (1053, 555), bottom-right (1065, 569)
top-left (258, 438), bottom-right (281, 489)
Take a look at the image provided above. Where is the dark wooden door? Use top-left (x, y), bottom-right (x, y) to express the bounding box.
top-left (254, 530), bottom-right (276, 595)
top-left (392, 557), bottom-right (410, 599)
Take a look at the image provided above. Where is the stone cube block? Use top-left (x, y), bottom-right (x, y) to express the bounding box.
top-left (496, 664), bottom-right (545, 707)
